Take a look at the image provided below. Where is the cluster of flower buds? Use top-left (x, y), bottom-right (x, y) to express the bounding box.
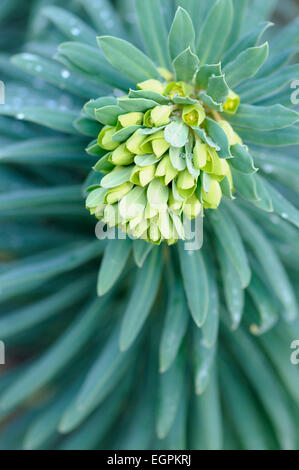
top-left (86, 74), bottom-right (242, 245)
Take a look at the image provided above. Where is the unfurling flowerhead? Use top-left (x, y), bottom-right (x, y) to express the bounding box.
top-left (84, 6), bottom-right (294, 246)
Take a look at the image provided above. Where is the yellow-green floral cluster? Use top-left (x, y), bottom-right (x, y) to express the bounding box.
top-left (86, 76), bottom-right (242, 245)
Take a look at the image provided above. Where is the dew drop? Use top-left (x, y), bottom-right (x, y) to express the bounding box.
top-left (61, 70), bottom-right (70, 79)
top-left (16, 113), bottom-right (25, 120)
top-left (71, 27), bottom-right (80, 36)
top-left (262, 164), bottom-right (273, 174)
top-left (281, 212), bottom-right (288, 219)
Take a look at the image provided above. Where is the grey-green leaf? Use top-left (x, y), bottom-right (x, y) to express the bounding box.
top-left (98, 36), bottom-right (160, 83)
top-left (173, 47), bottom-right (199, 82)
top-left (177, 242), bottom-right (209, 327)
top-left (168, 7), bottom-right (195, 61)
top-left (224, 43), bottom-right (269, 88)
top-left (97, 239), bottom-right (132, 296)
top-left (120, 247), bottom-right (162, 351)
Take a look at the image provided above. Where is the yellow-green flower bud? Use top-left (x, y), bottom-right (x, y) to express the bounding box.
top-left (126, 129), bottom-right (147, 154)
top-left (119, 186), bottom-right (146, 221)
top-left (140, 131), bottom-right (170, 158)
top-left (176, 169), bottom-right (196, 198)
top-left (130, 164), bottom-right (156, 187)
top-left (98, 126), bottom-right (119, 150)
top-left (223, 90), bottom-right (240, 114)
top-left (177, 169), bottom-right (196, 190)
top-left (193, 141), bottom-right (208, 169)
top-left (169, 190), bottom-right (183, 212)
top-left (218, 120), bottom-right (242, 146)
top-left (148, 222), bottom-right (161, 244)
top-left (104, 182), bottom-right (133, 204)
top-left (155, 154), bottom-right (178, 185)
top-left (86, 187), bottom-right (106, 213)
top-left (182, 104), bottom-right (205, 127)
top-left (157, 68), bottom-right (173, 82)
top-left (164, 81), bottom-right (193, 99)
top-left (131, 217), bottom-right (148, 239)
top-left (151, 105), bottom-right (172, 126)
top-left (145, 202), bottom-right (158, 219)
top-left (118, 112), bottom-right (143, 127)
top-left (183, 194), bottom-right (202, 219)
top-left (109, 143), bottom-right (134, 165)
top-left (143, 109), bottom-right (154, 127)
top-left (137, 79), bottom-right (165, 94)
top-left (202, 177), bottom-right (222, 209)
top-left (103, 204), bottom-right (118, 227)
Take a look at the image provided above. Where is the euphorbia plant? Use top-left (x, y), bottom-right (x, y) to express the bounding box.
top-left (0, 0), bottom-right (298, 451)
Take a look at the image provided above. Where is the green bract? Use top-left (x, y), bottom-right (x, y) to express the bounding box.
top-left (0, 0), bottom-right (299, 453)
top-left (84, 5), bottom-right (298, 246)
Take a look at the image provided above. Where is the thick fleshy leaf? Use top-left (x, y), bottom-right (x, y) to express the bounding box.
top-left (164, 120), bottom-right (189, 148)
top-left (159, 280), bottom-right (189, 373)
top-left (262, 178), bottom-right (299, 228)
top-left (193, 328), bottom-right (216, 394)
top-left (0, 276), bottom-right (93, 340)
top-left (0, 137), bottom-right (93, 168)
top-left (216, 238), bottom-right (244, 330)
top-left (129, 89), bottom-right (170, 105)
top-left (177, 242), bottom-right (209, 327)
top-left (228, 204), bottom-right (298, 321)
top-left (193, 126), bottom-right (220, 150)
top-left (235, 125), bottom-right (299, 147)
top-left (118, 97), bottom-right (158, 112)
top-left (224, 43), bottom-right (269, 88)
top-left (247, 271), bottom-right (279, 335)
top-left (0, 107), bottom-right (78, 134)
top-left (95, 105), bottom-right (125, 126)
top-left (97, 239), bottom-right (132, 296)
top-left (59, 357), bottom-right (130, 434)
top-left (112, 125), bottom-right (142, 143)
top-left (252, 174), bottom-right (273, 213)
top-left (206, 74), bottom-right (229, 104)
top-left (231, 168), bottom-right (260, 201)
top-left (237, 64), bottom-right (299, 104)
top-left (270, 16), bottom-right (299, 55)
top-left (133, 239), bottom-right (153, 268)
top-left (135, 0), bottom-right (171, 69)
top-left (224, 327), bottom-right (297, 450)
top-left (168, 7), bottom-right (195, 61)
top-left (220, 353), bottom-right (276, 451)
top-left (208, 206), bottom-right (251, 288)
top-left (223, 21), bottom-right (273, 66)
top-left (101, 166), bottom-right (133, 188)
top-left (42, 6), bottom-right (97, 46)
top-left (156, 354), bottom-right (185, 439)
top-left (173, 47), bottom-right (199, 82)
top-left (195, 63), bottom-right (222, 88)
top-left (120, 247), bottom-right (162, 351)
top-left (0, 185), bottom-right (82, 212)
top-left (205, 118), bottom-right (231, 158)
top-left (74, 116), bottom-right (102, 137)
top-left (97, 36), bottom-right (160, 83)
top-left (0, 296), bottom-right (110, 413)
top-left (201, 252), bottom-right (219, 348)
top-left (58, 42), bottom-right (133, 91)
top-left (230, 144), bottom-right (257, 174)
top-left (191, 367), bottom-right (222, 450)
top-left (197, 0), bottom-right (233, 64)
top-left (74, 328), bottom-right (132, 415)
top-left (176, 0), bottom-right (206, 37)
top-left (11, 53), bottom-right (100, 99)
top-left (227, 104), bottom-right (299, 131)
top-left (78, 0), bottom-right (127, 38)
